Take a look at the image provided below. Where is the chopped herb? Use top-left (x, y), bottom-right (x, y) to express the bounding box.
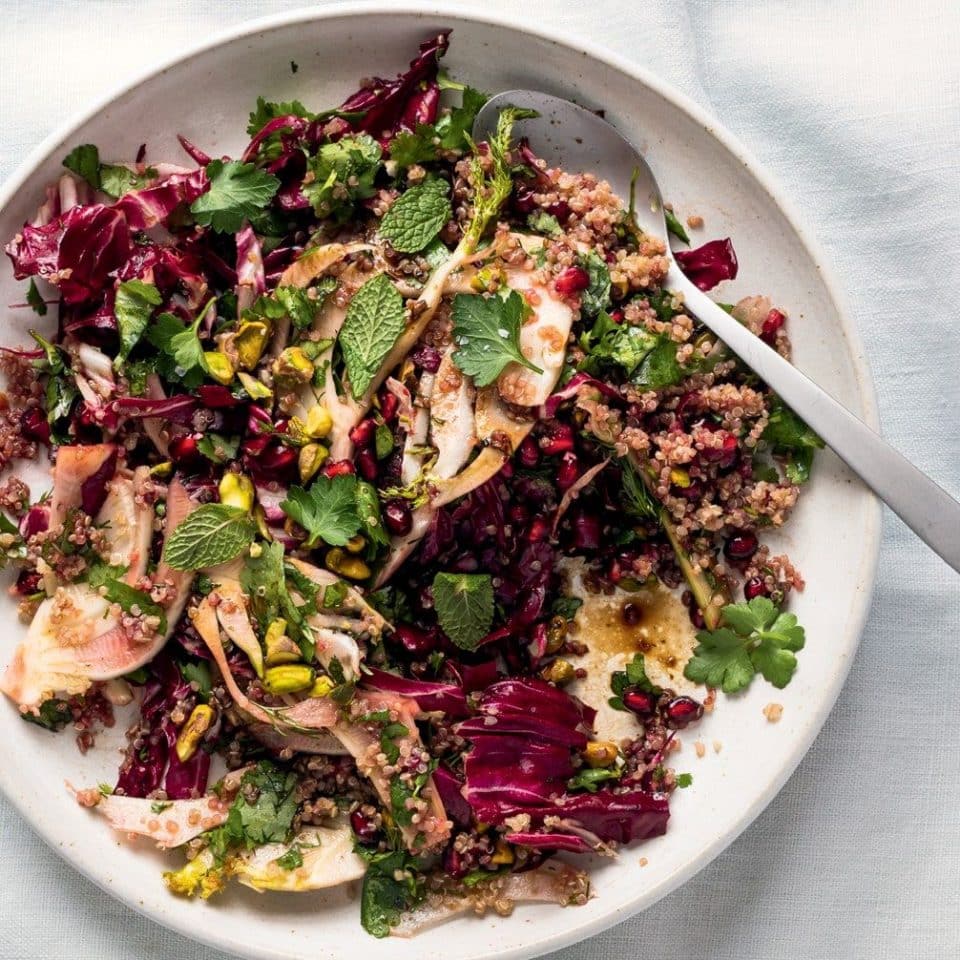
top-left (151, 801), bottom-right (173, 814)
top-left (664, 208), bottom-right (690, 244)
top-left (114, 280), bottom-right (162, 368)
top-left (179, 660), bottom-right (212, 700)
top-left (86, 563), bottom-right (168, 632)
top-left (676, 772), bottom-right (694, 788)
top-left (303, 135), bottom-right (382, 222)
top-left (274, 844), bottom-right (304, 871)
top-left (374, 423), bottom-right (394, 460)
top-left (568, 766), bottom-right (622, 793)
top-left (196, 433), bottom-right (240, 465)
top-left (21, 698), bottom-right (71, 732)
top-left (359, 848), bottom-right (425, 938)
top-left (608, 653), bottom-right (661, 710)
top-left (190, 159), bottom-right (280, 234)
top-left (550, 595), bottom-right (583, 620)
top-left (577, 250), bottom-right (612, 317)
top-left (527, 211), bottom-right (563, 237)
top-left (26, 279), bottom-right (47, 316)
top-left (63, 143), bottom-right (101, 190)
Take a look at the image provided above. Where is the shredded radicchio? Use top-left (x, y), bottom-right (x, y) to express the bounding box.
top-left (674, 237), bottom-right (739, 291)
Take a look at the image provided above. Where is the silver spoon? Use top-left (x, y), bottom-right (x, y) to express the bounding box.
top-left (474, 91), bottom-right (960, 574)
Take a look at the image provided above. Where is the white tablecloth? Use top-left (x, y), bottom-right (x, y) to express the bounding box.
top-left (1, 1), bottom-right (958, 957)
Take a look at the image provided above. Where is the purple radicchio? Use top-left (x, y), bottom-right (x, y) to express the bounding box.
top-left (363, 667), bottom-right (469, 718)
top-left (674, 237), bottom-right (739, 291)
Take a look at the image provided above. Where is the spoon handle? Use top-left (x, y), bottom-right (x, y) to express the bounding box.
top-left (674, 268), bottom-right (960, 574)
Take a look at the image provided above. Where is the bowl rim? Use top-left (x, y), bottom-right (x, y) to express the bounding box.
top-left (0, 3), bottom-right (882, 958)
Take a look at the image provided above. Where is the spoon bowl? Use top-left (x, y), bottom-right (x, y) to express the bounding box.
top-left (475, 90), bottom-right (960, 574)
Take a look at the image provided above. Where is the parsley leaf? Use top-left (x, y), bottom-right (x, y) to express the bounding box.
top-left (580, 311), bottom-right (658, 377)
top-left (21, 698), bottom-right (71, 732)
top-left (339, 273), bottom-right (406, 399)
top-left (578, 250), bottom-right (612, 317)
top-left (451, 290), bottom-right (542, 386)
top-left (664, 208), bottom-right (690, 244)
top-left (676, 772), bottom-right (694, 788)
top-left (379, 179), bottom-right (452, 253)
top-left (551, 595), bottom-right (583, 620)
top-left (63, 144), bottom-right (101, 190)
top-left (761, 397), bottom-right (824, 485)
top-left (432, 572), bottom-right (494, 650)
top-left (26, 279), bottom-right (47, 316)
top-left (180, 660), bottom-right (212, 700)
top-left (388, 126), bottom-right (441, 167)
top-left (527, 211), bottom-right (562, 237)
top-left (190, 159), bottom-right (280, 234)
top-left (99, 164), bottom-right (156, 199)
top-left (303, 135), bottom-right (382, 222)
top-left (276, 282), bottom-right (335, 332)
top-left (280, 474), bottom-right (361, 549)
top-left (609, 653), bottom-right (661, 710)
top-left (146, 310), bottom-right (208, 388)
top-left (114, 279), bottom-right (162, 368)
top-left (87, 562), bottom-right (168, 632)
top-left (684, 596), bottom-right (806, 693)
top-left (162, 504), bottom-right (257, 571)
top-left (359, 849), bottom-right (425, 938)
top-left (633, 336), bottom-right (683, 389)
top-left (196, 433), bottom-right (240, 465)
top-left (247, 96), bottom-right (314, 136)
top-left (568, 766), bottom-right (622, 793)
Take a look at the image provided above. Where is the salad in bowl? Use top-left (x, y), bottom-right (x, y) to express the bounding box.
top-left (0, 31), bottom-right (816, 938)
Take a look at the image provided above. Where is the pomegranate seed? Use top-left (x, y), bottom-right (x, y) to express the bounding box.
top-left (376, 392), bottom-right (398, 424)
top-left (761, 308), bottom-right (786, 344)
top-left (20, 505), bottom-right (48, 538)
top-left (557, 452), bottom-right (579, 491)
top-left (622, 601), bottom-right (642, 626)
top-left (350, 419), bottom-right (376, 448)
top-left (410, 343), bottom-right (442, 373)
top-left (539, 422), bottom-right (575, 456)
top-left (393, 624), bottom-right (436, 656)
top-left (518, 436), bottom-right (540, 468)
top-left (527, 517), bottom-right (551, 542)
top-left (554, 266), bottom-right (590, 297)
top-left (20, 408), bottom-right (50, 444)
top-left (546, 199), bottom-right (571, 222)
top-left (700, 431), bottom-right (739, 468)
top-left (675, 479), bottom-right (704, 501)
top-left (247, 405), bottom-right (272, 431)
top-left (724, 532), bottom-right (759, 561)
top-left (350, 809), bottom-right (379, 843)
top-left (357, 447), bottom-right (378, 481)
top-left (383, 499), bottom-right (412, 536)
top-left (688, 605), bottom-right (706, 629)
top-left (508, 503), bottom-right (530, 526)
top-left (744, 576), bottom-right (768, 600)
top-left (570, 510), bottom-right (600, 550)
top-left (623, 688), bottom-right (657, 717)
top-left (323, 459), bottom-right (356, 478)
top-left (608, 308), bottom-right (624, 324)
top-left (443, 844), bottom-right (467, 878)
top-left (14, 570), bottom-right (41, 596)
top-left (664, 696), bottom-right (703, 729)
top-left (169, 434), bottom-right (203, 468)
top-left (512, 185), bottom-right (537, 215)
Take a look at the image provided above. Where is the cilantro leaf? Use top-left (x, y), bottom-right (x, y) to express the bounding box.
top-left (578, 250), bottom-right (612, 317)
top-left (379, 179), bottom-right (452, 253)
top-left (26, 279), bottom-right (47, 316)
top-left (339, 273), bottom-right (406, 399)
top-left (684, 597), bottom-right (807, 693)
top-left (664, 208), bottom-right (690, 244)
top-left (247, 95), bottom-right (314, 136)
top-left (451, 290), bottom-right (542, 387)
top-left (436, 81), bottom-right (488, 151)
top-left (275, 281), bottom-right (335, 332)
top-left (280, 474), bottom-right (361, 549)
top-left (114, 279), bottom-right (162, 367)
top-left (162, 503), bottom-right (257, 571)
top-left (432, 572), bottom-right (494, 650)
top-left (580, 311), bottom-right (658, 377)
top-left (303, 135), bottom-right (382, 222)
top-left (190, 159), bottom-right (280, 234)
top-left (180, 660), bottom-right (212, 700)
top-left (63, 144), bottom-right (101, 190)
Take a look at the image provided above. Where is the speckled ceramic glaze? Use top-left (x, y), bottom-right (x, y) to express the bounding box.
top-left (0, 5), bottom-right (880, 959)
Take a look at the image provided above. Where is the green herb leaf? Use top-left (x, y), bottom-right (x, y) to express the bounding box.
top-left (676, 772), bottom-right (694, 788)
top-left (63, 144), bottom-right (101, 190)
top-left (196, 433), bottom-right (240, 465)
top-left (375, 423), bottom-right (394, 460)
top-left (568, 766), bottom-right (622, 793)
top-left (273, 282), bottom-right (335, 332)
top-left (162, 504), bottom-right (256, 571)
top-left (633, 336), bottom-right (684, 390)
top-left (280, 474), bottom-right (361, 549)
top-left (274, 845), bottom-right (304, 871)
top-left (146, 310), bottom-right (209, 388)
top-left (114, 279), bottom-right (162, 367)
top-left (359, 849), bottom-right (425, 938)
top-left (339, 273), bottom-right (406, 399)
top-left (247, 96), bottom-right (315, 136)
top-left (190, 159), bottom-right (280, 234)
top-left (436, 82), bottom-right (488, 152)
top-left (26, 279), bottom-right (47, 316)
top-left (664, 208), bottom-right (690, 244)
top-left (451, 290), bottom-right (542, 387)
top-left (388, 125), bottom-right (441, 167)
top-left (432, 572), bottom-right (494, 650)
top-left (355, 479), bottom-right (389, 554)
top-left (761, 397), bottom-right (824, 485)
top-left (610, 653), bottom-right (661, 701)
top-left (581, 311), bottom-right (659, 377)
top-left (303, 135), bottom-right (382, 222)
top-left (99, 164), bottom-right (156, 199)
top-left (578, 250), bottom-right (612, 317)
top-left (151, 800), bottom-right (173, 814)
top-left (21, 698), bottom-right (71, 732)
top-left (87, 562), bottom-right (168, 632)
top-left (550, 595), bottom-right (583, 620)
top-left (527, 211), bottom-right (563, 237)
top-left (620, 457), bottom-right (661, 521)
top-left (179, 660), bottom-right (212, 700)
top-left (379, 179), bottom-right (452, 253)
top-left (684, 597), bottom-right (806, 693)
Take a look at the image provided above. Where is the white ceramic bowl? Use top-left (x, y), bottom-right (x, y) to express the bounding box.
top-left (0, 4), bottom-right (880, 959)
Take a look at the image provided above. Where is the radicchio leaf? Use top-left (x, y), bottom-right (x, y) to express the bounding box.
top-left (674, 237), bottom-right (739, 291)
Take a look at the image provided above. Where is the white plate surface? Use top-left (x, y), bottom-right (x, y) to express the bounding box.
top-left (0, 4), bottom-right (880, 959)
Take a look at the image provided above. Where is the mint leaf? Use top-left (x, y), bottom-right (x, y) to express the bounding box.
top-left (339, 273), bottom-right (405, 399)
top-left (63, 144), bottom-right (101, 190)
top-left (379, 179), bottom-right (451, 253)
top-left (280, 474), bottom-right (361, 549)
top-left (664, 208), bottom-right (690, 244)
top-left (162, 503), bottom-right (256, 571)
top-left (432, 572), bottom-right (494, 650)
top-left (303, 135), bottom-right (381, 222)
top-left (451, 290), bottom-right (543, 387)
top-left (190, 159), bottom-right (280, 234)
top-left (114, 279), bottom-right (162, 367)
top-left (26, 279), bottom-right (46, 316)
top-left (684, 597), bottom-right (807, 693)
top-left (274, 281), bottom-right (335, 332)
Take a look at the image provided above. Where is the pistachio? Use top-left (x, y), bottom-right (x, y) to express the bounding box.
top-left (670, 467), bottom-right (692, 489)
top-left (174, 704), bottom-right (214, 763)
top-left (309, 675), bottom-right (336, 698)
top-left (234, 320), bottom-right (270, 369)
top-left (298, 443), bottom-right (329, 484)
top-left (490, 839), bottom-right (515, 865)
top-left (218, 472), bottom-right (254, 512)
top-left (262, 664), bottom-right (316, 695)
top-left (203, 351), bottom-right (235, 386)
top-left (237, 371), bottom-right (273, 401)
top-left (539, 658), bottom-right (575, 686)
top-left (545, 615), bottom-right (568, 654)
top-left (583, 740), bottom-right (619, 768)
top-left (344, 534), bottom-right (366, 555)
top-left (149, 461), bottom-right (173, 479)
top-left (264, 618), bottom-right (301, 666)
top-left (253, 505), bottom-right (273, 541)
top-left (304, 405), bottom-right (333, 439)
top-left (324, 547), bottom-right (371, 581)
top-left (272, 346), bottom-right (314, 385)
